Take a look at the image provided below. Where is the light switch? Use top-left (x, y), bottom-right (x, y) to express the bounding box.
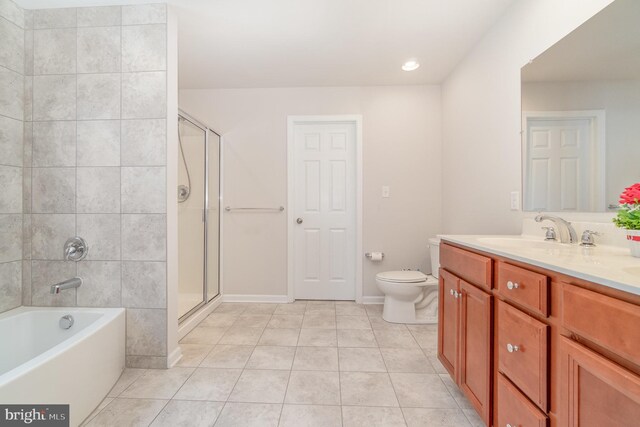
top-left (510, 191), bottom-right (520, 210)
top-left (382, 186), bottom-right (390, 198)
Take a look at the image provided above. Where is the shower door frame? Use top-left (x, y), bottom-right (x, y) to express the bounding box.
top-left (178, 109), bottom-right (223, 323)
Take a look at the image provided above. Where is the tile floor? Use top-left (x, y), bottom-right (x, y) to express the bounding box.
top-left (83, 301), bottom-right (483, 427)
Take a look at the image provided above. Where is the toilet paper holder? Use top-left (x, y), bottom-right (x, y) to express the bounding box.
top-left (365, 252), bottom-right (385, 259)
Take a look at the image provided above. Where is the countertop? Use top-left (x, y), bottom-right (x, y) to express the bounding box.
top-left (440, 234), bottom-right (640, 297)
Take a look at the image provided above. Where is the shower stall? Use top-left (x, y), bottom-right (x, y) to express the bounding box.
top-left (177, 110), bottom-right (222, 321)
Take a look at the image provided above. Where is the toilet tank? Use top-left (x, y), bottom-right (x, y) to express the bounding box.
top-left (428, 237), bottom-right (441, 278)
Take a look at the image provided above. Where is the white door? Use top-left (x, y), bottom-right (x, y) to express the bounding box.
top-left (525, 117), bottom-right (593, 211)
top-left (292, 121), bottom-right (356, 300)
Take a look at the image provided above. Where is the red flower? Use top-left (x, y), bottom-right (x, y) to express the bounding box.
top-left (620, 183), bottom-right (640, 205)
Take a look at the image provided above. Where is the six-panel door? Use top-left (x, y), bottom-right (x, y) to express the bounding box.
top-left (292, 121), bottom-right (357, 300)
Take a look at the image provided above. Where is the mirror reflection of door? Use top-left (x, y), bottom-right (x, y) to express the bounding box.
top-left (523, 111), bottom-right (605, 212)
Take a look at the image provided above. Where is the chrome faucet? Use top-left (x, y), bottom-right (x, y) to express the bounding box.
top-left (50, 277), bottom-right (83, 294)
top-left (535, 214), bottom-right (578, 244)
top-left (580, 230), bottom-right (601, 247)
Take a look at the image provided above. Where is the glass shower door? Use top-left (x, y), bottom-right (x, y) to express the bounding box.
top-left (207, 131), bottom-right (221, 301)
top-left (178, 117), bottom-right (206, 318)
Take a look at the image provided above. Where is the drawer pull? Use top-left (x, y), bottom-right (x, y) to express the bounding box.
top-left (506, 424), bottom-right (518, 427)
top-left (506, 343), bottom-right (520, 353)
top-left (506, 281), bottom-right (519, 290)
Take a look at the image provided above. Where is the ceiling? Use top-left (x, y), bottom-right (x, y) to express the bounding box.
top-left (17, 0), bottom-right (516, 89)
top-left (522, 0), bottom-right (640, 82)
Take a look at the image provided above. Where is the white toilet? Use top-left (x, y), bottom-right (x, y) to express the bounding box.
top-left (375, 237), bottom-right (440, 324)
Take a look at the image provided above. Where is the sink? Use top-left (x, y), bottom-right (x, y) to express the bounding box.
top-left (476, 237), bottom-right (562, 251)
top-left (622, 266), bottom-right (640, 277)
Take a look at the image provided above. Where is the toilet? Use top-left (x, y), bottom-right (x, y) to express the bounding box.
top-left (375, 237), bottom-right (440, 324)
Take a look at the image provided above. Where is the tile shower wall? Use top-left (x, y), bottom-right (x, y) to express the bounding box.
top-left (0, 0), bottom-right (24, 313)
top-left (22, 3), bottom-right (169, 368)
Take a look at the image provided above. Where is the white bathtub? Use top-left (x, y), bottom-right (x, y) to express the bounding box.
top-left (0, 306), bottom-right (125, 426)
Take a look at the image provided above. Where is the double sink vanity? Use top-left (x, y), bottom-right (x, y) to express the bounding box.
top-left (436, 221), bottom-right (640, 427)
top-left (437, 1), bottom-right (640, 425)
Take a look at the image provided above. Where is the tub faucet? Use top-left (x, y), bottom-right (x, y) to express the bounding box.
top-left (50, 277), bottom-right (83, 294)
top-left (534, 214), bottom-right (578, 244)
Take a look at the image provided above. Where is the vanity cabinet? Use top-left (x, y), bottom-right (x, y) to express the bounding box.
top-left (438, 269), bottom-right (460, 379)
top-left (438, 251), bottom-right (493, 425)
top-left (559, 337), bottom-right (640, 427)
top-left (459, 279), bottom-right (492, 422)
top-left (438, 241), bottom-right (640, 427)
top-left (496, 299), bottom-right (548, 411)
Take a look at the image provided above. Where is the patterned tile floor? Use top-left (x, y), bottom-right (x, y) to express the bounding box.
top-left (84, 301), bottom-right (483, 426)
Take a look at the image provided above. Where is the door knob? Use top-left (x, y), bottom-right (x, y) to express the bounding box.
top-left (296, 218), bottom-right (303, 224)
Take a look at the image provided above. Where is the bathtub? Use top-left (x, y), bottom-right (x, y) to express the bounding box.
top-left (0, 307), bottom-right (125, 426)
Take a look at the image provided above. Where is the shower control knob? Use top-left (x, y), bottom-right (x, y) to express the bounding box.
top-left (64, 237), bottom-right (88, 262)
top-left (296, 218), bottom-right (303, 224)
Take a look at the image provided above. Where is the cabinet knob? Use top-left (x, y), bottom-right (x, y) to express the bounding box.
top-left (506, 343), bottom-right (520, 353)
top-left (507, 281), bottom-right (519, 290)
top-left (450, 289), bottom-right (454, 296)
top-left (506, 424), bottom-right (517, 427)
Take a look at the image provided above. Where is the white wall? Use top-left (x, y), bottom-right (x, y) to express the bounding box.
top-left (441, 0), bottom-right (614, 234)
top-left (179, 86), bottom-right (441, 299)
top-left (522, 80), bottom-right (640, 206)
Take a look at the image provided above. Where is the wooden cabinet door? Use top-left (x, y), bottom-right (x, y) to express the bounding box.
top-left (559, 337), bottom-right (640, 427)
top-left (459, 280), bottom-right (492, 425)
top-left (438, 268), bottom-right (460, 380)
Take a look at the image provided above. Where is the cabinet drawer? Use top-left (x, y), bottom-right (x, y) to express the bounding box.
top-left (562, 284), bottom-right (640, 366)
top-left (497, 262), bottom-right (549, 317)
top-left (497, 373), bottom-right (548, 427)
top-left (498, 300), bottom-right (549, 411)
top-left (440, 243), bottom-right (492, 290)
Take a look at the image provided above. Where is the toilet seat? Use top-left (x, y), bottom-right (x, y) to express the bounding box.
top-left (376, 271), bottom-right (427, 283)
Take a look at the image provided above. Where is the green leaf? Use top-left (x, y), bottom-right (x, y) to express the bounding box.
top-left (613, 207), bottom-right (640, 230)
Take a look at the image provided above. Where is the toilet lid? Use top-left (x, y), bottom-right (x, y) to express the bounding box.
top-left (376, 271), bottom-right (428, 283)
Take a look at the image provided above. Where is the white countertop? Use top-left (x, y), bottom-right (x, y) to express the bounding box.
top-left (440, 234), bottom-right (640, 297)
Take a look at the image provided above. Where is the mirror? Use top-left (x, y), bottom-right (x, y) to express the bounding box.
top-left (521, 0), bottom-right (640, 212)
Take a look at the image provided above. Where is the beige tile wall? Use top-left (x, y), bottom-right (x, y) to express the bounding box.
top-left (0, 0), bottom-right (24, 313)
top-left (18, 2), bottom-right (169, 368)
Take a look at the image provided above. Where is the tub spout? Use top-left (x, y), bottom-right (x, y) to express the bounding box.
top-left (50, 277), bottom-right (83, 294)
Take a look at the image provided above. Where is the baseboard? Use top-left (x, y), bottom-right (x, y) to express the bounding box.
top-left (167, 346), bottom-right (183, 368)
top-left (222, 294), bottom-right (290, 303)
top-left (126, 355), bottom-right (167, 369)
top-left (222, 294), bottom-right (381, 304)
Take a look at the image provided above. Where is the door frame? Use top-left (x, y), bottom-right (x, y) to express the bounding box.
top-left (522, 110), bottom-right (606, 211)
top-left (286, 115), bottom-right (363, 303)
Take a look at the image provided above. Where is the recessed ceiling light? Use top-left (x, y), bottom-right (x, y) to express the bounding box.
top-left (402, 59), bottom-right (420, 71)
